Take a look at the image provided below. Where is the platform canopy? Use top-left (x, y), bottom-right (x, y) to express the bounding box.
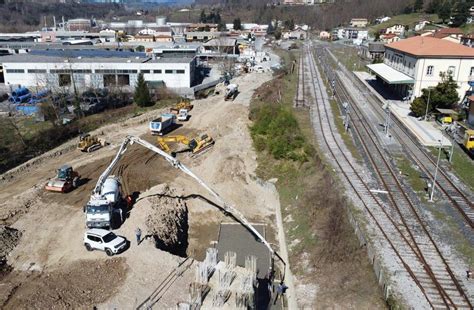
top-left (367, 63), bottom-right (414, 84)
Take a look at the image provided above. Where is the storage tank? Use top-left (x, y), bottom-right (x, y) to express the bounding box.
top-left (102, 176), bottom-right (121, 204)
top-left (128, 20), bottom-right (143, 28)
top-left (156, 16), bottom-right (166, 26)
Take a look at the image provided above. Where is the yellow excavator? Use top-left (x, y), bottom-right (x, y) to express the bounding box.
top-left (157, 134), bottom-right (214, 157)
top-left (77, 134), bottom-right (107, 152)
top-left (170, 98), bottom-right (193, 114)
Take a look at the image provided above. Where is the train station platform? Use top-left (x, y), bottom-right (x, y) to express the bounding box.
top-left (354, 71), bottom-right (452, 148)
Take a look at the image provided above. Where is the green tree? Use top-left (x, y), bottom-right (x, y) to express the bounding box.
top-left (274, 29), bottom-right (282, 40)
top-left (200, 9), bottom-right (206, 23)
top-left (413, 0), bottom-right (423, 12)
top-left (267, 20), bottom-right (274, 34)
top-left (134, 73), bottom-right (152, 107)
top-left (410, 96), bottom-right (431, 117)
top-left (451, 2), bottom-right (471, 27)
top-left (426, 0), bottom-right (442, 13)
top-left (410, 73), bottom-right (459, 117)
top-left (438, 2), bottom-right (451, 23)
top-left (233, 18), bottom-right (242, 30)
top-left (136, 45), bottom-right (145, 52)
top-left (217, 22), bottom-right (226, 31)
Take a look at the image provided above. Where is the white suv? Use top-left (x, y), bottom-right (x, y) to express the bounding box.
top-left (84, 228), bottom-right (127, 256)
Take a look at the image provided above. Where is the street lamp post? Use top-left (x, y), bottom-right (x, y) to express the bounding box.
top-left (449, 135), bottom-right (454, 163)
top-left (385, 102), bottom-right (391, 136)
top-left (424, 87), bottom-right (433, 122)
top-left (429, 140), bottom-right (442, 202)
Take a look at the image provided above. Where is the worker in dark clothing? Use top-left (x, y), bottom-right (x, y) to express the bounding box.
top-left (135, 227), bottom-right (142, 245)
top-left (273, 282), bottom-right (288, 305)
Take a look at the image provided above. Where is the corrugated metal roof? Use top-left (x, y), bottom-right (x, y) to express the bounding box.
top-left (367, 63), bottom-right (414, 84)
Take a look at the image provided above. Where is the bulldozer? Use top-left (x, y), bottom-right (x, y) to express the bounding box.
top-left (77, 134), bottom-right (107, 152)
top-left (170, 98), bottom-right (193, 114)
top-left (157, 134), bottom-right (215, 157)
top-left (45, 165), bottom-right (81, 193)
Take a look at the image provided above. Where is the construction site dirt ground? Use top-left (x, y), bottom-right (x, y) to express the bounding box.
top-left (0, 70), bottom-right (281, 308)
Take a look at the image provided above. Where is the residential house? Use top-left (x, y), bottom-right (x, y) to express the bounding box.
top-left (285, 28), bottom-right (307, 40)
top-left (185, 31), bottom-right (220, 42)
top-left (350, 18), bottom-right (368, 28)
top-left (344, 28), bottom-right (368, 45)
top-left (414, 21), bottom-right (430, 32)
top-left (430, 28), bottom-right (464, 43)
top-left (461, 34), bottom-right (474, 48)
top-left (366, 36), bottom-right (474, 101)
top-left (380, 33), bottom-right (401, 44)
top-left (319, 31), bottom-right (331, 40)
top-left (384, 24), bottom-right (405, 36)
top-left (202, 38), bottom-right (238, 55)
top-left (360, 42), bottom-right (385, 60)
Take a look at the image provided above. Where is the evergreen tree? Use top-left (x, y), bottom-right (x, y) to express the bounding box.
top-left (413, 0), bottom-right (423, 12)
top-left (451, 1), bottom-right (471, 27)
top-left (134, 73), bottom-right (152, 107)
top-left (426, 0), bottom-right (442, 14)
top-left (233, 18), bottom-right (242, 30)
top-left (267, 20), bottom-right (274, 34)
top-left (200, 9), bottom-right (206, 23)
top-left (438, 2), bottom-right (451, 24)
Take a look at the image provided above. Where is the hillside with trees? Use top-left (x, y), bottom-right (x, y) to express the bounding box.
top-left (0, 2), bottom-right (126, 32)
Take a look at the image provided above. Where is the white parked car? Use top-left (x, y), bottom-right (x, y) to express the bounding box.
top-left (177, 109), bottom-right (189, 121)
top-left (84, 228), bottom-right (127, 256)
top-left (255, 65), bottom-right (265, 73)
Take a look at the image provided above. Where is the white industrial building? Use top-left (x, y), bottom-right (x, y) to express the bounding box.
top-left (0, 50), bottom-right (196, 92)
top-left (367, 36), bottom-right (474, 101)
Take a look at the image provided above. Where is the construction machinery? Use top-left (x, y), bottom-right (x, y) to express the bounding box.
top-left (149, 113), bottom-right (176, 135)
top-left (157, 134), bottom-right (215, 156)
top-left (170, 99), bottom-right (193, 114)
top-left (77, 134), bottom-right (107, 152)
top-left (224, 84), bottom-right (239, 101)
top-left (464, 129), bottom-right (474, 154)
top-left (85, 135), bottom-right (284, 270)
top-left (45, 165), bottom-right (81, 193)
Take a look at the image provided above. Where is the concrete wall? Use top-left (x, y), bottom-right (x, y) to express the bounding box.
top-left (2, 60), bottom-right (194, 90)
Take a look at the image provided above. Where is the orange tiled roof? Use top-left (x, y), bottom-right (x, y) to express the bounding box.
top-left (385, 36), bottom-right (474, 57)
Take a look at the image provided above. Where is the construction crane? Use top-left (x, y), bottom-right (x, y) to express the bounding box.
top-left (86, 135), bottom-right (285, 272)
top-left (157, 134), bottom-right (214, 156)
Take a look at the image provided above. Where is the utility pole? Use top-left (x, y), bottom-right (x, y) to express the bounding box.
top-left (429, 140), bottom-right (442, 202)
top-left (424, 87), bottom-right (433, 121)
top-left (343, 102), bottom-right (350, 131)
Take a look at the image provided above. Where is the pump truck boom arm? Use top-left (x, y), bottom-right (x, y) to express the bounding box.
top-left (91, 135), bottom-right (283, 268)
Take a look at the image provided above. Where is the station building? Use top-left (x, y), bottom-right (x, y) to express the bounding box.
top-left (367, 36), bottom-right (474, 102)
top-left (0, 50), bottom-right (196, 92)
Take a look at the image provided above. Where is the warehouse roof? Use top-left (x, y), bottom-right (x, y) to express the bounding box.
top-left (0, 53), bottom-right (194, 64)
top-left (385, 36), bottom-right (474, 58)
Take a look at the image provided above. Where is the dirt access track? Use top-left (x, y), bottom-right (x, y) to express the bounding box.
top-left (0, 70), bottom-right (281, 308)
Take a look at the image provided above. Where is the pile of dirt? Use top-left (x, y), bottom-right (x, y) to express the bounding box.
top-left (0, 226), bottom-right (21, 277)
top-left (3, 258), bottom-right (127, 309)
top-left (146, 185), bottom-right (188, 257)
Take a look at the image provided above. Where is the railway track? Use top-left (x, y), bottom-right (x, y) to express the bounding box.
top-left (303, 44), bottom-right (472, 308)
top-left (321, 48), bottom-right (474, 230)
